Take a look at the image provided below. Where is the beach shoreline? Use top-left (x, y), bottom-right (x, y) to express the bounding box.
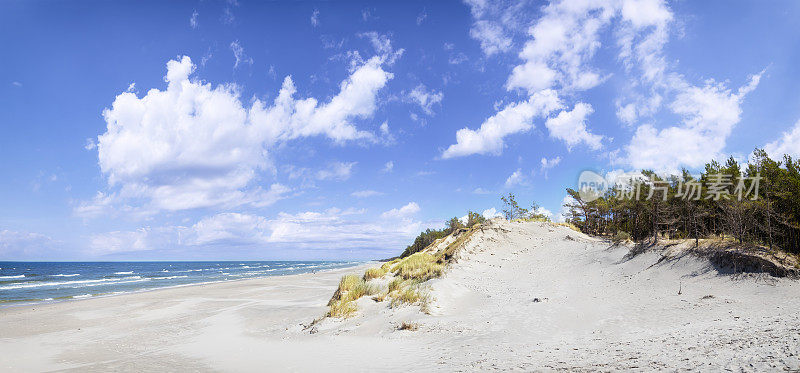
top-left (0, 261), bottom-right (370, 309)
top-left (0, 262), bottom-right (376, 371)
top-left (2, 221), bottom-right (799, 371)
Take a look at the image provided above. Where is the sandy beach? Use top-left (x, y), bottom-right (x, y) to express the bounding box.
top-left (2, 220), bottom-right (799, 371)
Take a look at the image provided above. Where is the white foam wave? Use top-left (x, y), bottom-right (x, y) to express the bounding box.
top-left (0, 276), bottom-right (142, 290)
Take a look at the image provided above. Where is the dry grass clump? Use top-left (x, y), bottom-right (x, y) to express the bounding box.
top-left (387, 278), bottom-right (430, 312)
top-left (327, 275), bottom-right (379, 318)
top-left (363, 267), bottom-right (387, 280)
top-left (556, 221), bottom-right (582, 233)
top-left (397, 322), bottom-right (418, 331)
top-left (388, 277), bottom-right (406, 292)
top-left (325, 226), bottom-right (471, 320)
top-left (390, 286), bottom-right (425, 307)
top-left (328, 298), bottom-right (358, 318)
top-left (381, 258), bottom-right (401, 270)
top-left (393, 252), bottom-right (443, 281)
top-left (515, 216), bottom-right (550, 223)
top-left (435, 227), bottom-right (476, 263)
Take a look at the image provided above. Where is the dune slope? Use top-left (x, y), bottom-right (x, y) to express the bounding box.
top-left (318, 220), bottom-right (800, 371)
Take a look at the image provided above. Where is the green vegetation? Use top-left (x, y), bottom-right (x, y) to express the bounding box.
top-left (564, 149), bottom-right (800, 255)
top-left (612, 230), bottom-right (632, 243)
top-left (394, 252), bottom-right (444, 281)
top-left (363, 267), bottom-right (387, 280)
top-left (501, 193), bottom-right (550, 221)
top-left (400, 210), bottom-right (486, 258)
top-left (436, 226), bottom-right (477, 262)
top-left (327, 198), bottom-right (556, 318)
top-left (390, 285), bottom-right (428, 308)
top-left (327, 275), bottom-right (379, 318)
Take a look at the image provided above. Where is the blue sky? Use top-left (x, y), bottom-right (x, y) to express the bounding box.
top-left (1, 0), bottom-right (800, 260)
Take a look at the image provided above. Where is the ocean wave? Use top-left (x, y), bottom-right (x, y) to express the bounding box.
top-left (114, 271), bottom-right (134, 275)
top-left (72, 294), bottom-right (93, 299)
top-left (0, 276), bottom-right (142, 290)
top-left (0, 274), bottom-right (26, 279)
top-left (51, 274), bottom-right (81, 277)
top-left (150, 275), bottom-right (189, 280)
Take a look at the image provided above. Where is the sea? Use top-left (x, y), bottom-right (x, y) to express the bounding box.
top-left (0, 261), bottom-right (362, 305)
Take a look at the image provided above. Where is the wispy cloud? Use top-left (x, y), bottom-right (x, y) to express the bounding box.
top-left (351, 190), bottom-right (383, 198)
top-left (230, 40), bottom-right (253, 69)
top-left (190, 10), bottom-right (199, 29)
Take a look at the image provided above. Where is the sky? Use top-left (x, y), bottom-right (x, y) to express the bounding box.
top-left (1, 0), bottom-right (800, 261)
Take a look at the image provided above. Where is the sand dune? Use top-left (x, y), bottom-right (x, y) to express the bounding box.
top-left (2, 220), bottom-right (799, 371)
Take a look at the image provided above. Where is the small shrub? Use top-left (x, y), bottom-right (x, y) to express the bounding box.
top-left (612, 230), bottom-right (632, 243)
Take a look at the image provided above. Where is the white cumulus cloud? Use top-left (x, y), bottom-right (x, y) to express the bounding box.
top-left (441, 90), bottom-right (562, 158)
top-left (81, 52), bottom-right (394, 217)
top-left (622, 73), bottom-right (762, 173)
top-left (545, 103), bottom-right (603, 151)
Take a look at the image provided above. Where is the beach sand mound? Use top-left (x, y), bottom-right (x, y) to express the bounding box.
top-left (315, 219), bottom-right (800, 371)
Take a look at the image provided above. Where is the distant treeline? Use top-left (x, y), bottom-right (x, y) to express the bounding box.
top-left (564, 149), bottom-right (800, 254)
top-left (400, 212), bottom-right (487, 258)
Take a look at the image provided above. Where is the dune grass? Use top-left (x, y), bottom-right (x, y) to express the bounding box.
top-left (393, 252), bottom-right (443, 281)
top-left (556, 221), bottom-right (582, 233)
top-left (327, 274), bottom-right (379, 318)
top-left (326, 226), bottom-right (477, 319)
top-left (384, 276), bottom-right (430, 312)
top-left (390, 286), bottom-right (425, 307)
top-left (381, 258), bottom-right (401, 271)
top-left (363, 267), bottom-right (387, 280)
top-left (328, 298), bottom-right (358, 318)
top-left (388, 277), bottom-right (406, 292)
top-left (435, 227), bottom-right (476, 263)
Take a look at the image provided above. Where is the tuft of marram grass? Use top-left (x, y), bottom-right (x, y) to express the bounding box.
top-left (380, 258), bottom-right (401, 272)
top-left (327, 275), bottom-right (379, 318)
top-left (363, 267), bottom-right (387, 280)
top-left (328, 298), bottom-right (358, 318)
top-left (435, 227), bottom-right (476, 263)
top-left (388, 277), bottom-right (406, 292)
top-left (389, 284), bottom-right (431, 311)
top-left (555, 221), bottom-right (582, 233)
top-left (393, 252), bottom-right (443, 281)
